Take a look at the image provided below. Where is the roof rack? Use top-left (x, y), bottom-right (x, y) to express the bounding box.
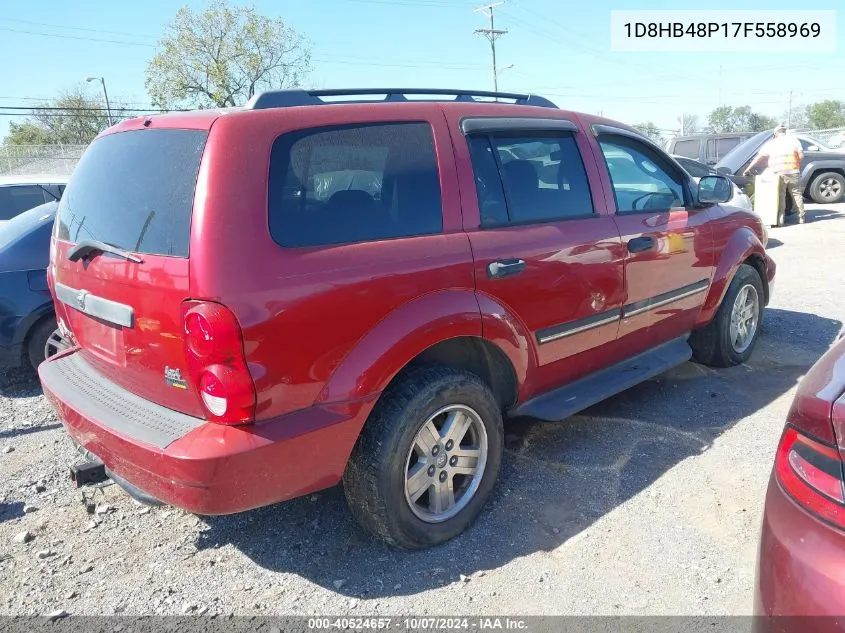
top-left (244, 88), bottom-right (558, 110)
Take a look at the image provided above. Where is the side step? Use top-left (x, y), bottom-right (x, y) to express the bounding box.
top-left (509, 336), bottom-right (693, 422)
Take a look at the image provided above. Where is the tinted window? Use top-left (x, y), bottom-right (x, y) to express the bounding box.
top-left (468, 134), bottom-right (594, 226)
top-left (671, 139), bottom-right (700, 159)
top-left (716, 137), bottom-right (741, 156)
top-left (0, 185), bottom-right (47, 220)
top-left (675, 157), bottom-right (713, 178)
top-left (56, 129), bottom-right (207, 257)
top-left (600, 137), bottom-right (686, 213)
top-left (269, 122), bottom-right (442, 247)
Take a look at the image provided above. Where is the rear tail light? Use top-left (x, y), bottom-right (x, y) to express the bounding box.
top-left (182, 301), bottom-right (256, 425)
top-left (775, 425), bottom-right (845, 528)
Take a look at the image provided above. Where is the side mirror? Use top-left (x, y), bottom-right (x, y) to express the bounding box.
top-left (807, 145), bottom-right (820, 152)
top-left (698, 175), bottom-right (733, 205)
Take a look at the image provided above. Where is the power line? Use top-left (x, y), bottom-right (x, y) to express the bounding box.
top-left (0, 17), bottom-right (158, 39)
top-left (0, 27), bottom-right (155, 47)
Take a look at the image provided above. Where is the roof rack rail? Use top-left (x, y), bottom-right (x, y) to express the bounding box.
top-left (244, 88), bottom-right (558, 110)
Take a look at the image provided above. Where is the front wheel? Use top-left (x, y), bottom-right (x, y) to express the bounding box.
top-left (343, 365), bottom-right (503, 549)
top-left (809, 171), bottom-right (845, 204)
top-left (690, 264), bottom-right (764, 367)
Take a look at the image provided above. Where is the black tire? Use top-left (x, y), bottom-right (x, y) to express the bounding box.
top-left (690, 264), bottom-right (764, 368)
top-left (26, 316), bottom-right (58, 370)
top-left (343, 365), bottom-right (504, 549)
top-left (809, 171), bottom-right (845, 204)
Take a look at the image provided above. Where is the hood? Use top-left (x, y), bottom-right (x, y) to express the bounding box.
top-left (0, 201), bottom-right (57, 272)
top-left (715, 131), bottom-right (771, 175)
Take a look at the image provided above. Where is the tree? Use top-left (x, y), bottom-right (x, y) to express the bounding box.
top-left (805, 100), bottom-right (845, 130)
top-left (677, 113), bottom-right (699, 135)
top-left (784, 105), bottom-right (808, 130)
top-left (706, 105), bottom-right (777, 133)
top-left (2, 86), bottom-right (127, 146)
top-left (633, 122), bottom-right (665, 145)
top-left (146, 1), bottom-right (312, 109)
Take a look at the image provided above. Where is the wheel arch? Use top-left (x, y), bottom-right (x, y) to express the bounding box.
top-left (803, 164), bottom-right (845, 197)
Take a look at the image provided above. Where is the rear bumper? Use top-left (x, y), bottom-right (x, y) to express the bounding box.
top-left (754, 475), bottom-right (845, 626)
top-left (39, 351), bottom-right (375, 515)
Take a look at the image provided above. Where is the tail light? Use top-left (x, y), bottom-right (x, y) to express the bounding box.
top-left (182, 301), bottom-right (255, 425)
top-left (775, 425), bottom-right (845, 528)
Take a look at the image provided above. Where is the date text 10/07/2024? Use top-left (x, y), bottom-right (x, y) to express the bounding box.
top-left (623, 22), bottom-right (821, 38)
top-left (307, 618), bottom-right (528, 630)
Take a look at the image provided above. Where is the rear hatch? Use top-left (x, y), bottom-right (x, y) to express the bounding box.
top-left (51, 128), bottom-right (207, 417)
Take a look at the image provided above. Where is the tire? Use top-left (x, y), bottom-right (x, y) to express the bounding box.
top-left (690, 264), bottom-right (764, 368)
top-left (26, 316), bottom-right (67, 370)
top-left (343, 365), bottom-right (504, 549)
top-left (809, 171), bottom-right (845, 204)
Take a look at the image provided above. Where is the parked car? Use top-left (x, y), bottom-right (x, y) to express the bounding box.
top-left (754, 332), bottom-right (845, 628)
top-left (0, 201), bottom-right (70, 370)
top-left (716, 130), bottom-right (845, 204)
top-left (0, 175), bottom-right (67, 223)
top-left (828, 131), bottom-right (845, 149)
top-left (672, 155), bottom-right (753, 211)
top-left (38, 88), bottom-right (775, 548)
top-left (666, 133), bottom-right (756, 165)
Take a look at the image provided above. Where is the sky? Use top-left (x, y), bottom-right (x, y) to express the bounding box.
top-left (0, 0), bottom-right (843, 141)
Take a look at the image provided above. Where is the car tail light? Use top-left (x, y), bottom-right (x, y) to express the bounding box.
top-left (775, 425), bottom-right (845, 528)
top-left (182, 301), bottom-right (255, 425)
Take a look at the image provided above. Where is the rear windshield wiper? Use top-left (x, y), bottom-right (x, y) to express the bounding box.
top-left (67, 239), bottom-right (143, 264)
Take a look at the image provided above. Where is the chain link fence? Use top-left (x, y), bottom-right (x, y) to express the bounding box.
top-left (0, 144), bottom-right (87, 176)
top-left (800, 127), bottom-right (845, 147)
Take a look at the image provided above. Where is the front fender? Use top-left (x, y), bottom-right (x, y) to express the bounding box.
top-left (802, 161), bottom-right (844, 187)
top-left (697, 226), bottom-right (767, 326)
top-left (316, 290), bottom-right (483, 404)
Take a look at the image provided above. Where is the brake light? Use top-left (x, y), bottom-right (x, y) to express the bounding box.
top-left (775, 425), bottom-right (845, 528)
top-left (182, 301), bottom-right (255, 425)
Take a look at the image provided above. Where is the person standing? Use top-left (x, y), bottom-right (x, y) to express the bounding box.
top-left (744, 125), bottom-right (805, 223)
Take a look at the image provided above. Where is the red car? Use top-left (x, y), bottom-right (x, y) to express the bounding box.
top-left (755, 333), bottom-right (845, 628)
top-left (38, 88), bottom-right (775, 548)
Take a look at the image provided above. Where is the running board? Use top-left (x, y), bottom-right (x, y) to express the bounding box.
top-left (509, 336), bottom-right (693, 422)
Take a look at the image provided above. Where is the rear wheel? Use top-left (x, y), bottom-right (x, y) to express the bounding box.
top-left (343, 365), bottom-right (503, 549)
top-left (690, 264), bottom-right (764, 367)
top-left (809, 172), bottom-right (845, 204)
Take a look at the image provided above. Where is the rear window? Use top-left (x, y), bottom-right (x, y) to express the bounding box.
top-left (0, 185), bottom-right (47, 220)
top-left (56, 129), bottom-right (207, 257)
top-left (268, 122), bottom-right (442, 247)
top-left (671, 139), bottom-right (700, 159)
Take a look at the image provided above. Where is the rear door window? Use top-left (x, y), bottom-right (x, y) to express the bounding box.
top-left (0, 185), bottom-right (48, 220)
top-left (268, 122), bottom-right (442, 247)
top-left (56, 129), bottom-right (208, 257)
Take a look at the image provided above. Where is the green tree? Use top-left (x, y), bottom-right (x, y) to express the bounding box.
top-left (678, 112), bottom-right (699, 135)
top-left (706, 105), bottom-right (777, 133)
top-left (633, 122), bottom-right (665, 145)
top-left (3, 121), bottom-right (50, 145)
top-left (146, 1), bottom-right (312, 109)
top-left (2, 86), bottom-right (127, 146)
top-left (805, 100), bottom-right (845, 130)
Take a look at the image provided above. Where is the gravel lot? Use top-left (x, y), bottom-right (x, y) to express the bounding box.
top-left (1, 203), bottom-right (843, 618)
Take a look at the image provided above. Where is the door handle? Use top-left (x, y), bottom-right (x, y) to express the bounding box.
top-left (487, 259), bottom-right (526, 279)
top-left (627, 236), bottom-right (656, 253)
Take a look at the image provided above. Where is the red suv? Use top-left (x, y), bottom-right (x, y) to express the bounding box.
top-left (39, 89), bottom-right (775, 549)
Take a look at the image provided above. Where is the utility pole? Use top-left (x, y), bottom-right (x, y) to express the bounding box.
top-left (787, 90), bottom-right (793, 129)
top-left (474, 3), bottom-right (507, 92)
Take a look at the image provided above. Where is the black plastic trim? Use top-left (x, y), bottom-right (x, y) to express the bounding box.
top-left (536, 309), bottom-right (621, 345)
top-left (623, 279), bottom-right (709, 318)
top-left (461, 117), bottom-right (577, 135)
top-left (55, 282), bottom-right (134, 329)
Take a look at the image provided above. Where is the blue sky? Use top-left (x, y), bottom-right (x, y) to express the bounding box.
top-left (0, 0), bottom-right (842, 140)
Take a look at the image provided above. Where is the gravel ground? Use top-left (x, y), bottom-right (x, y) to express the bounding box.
top-left (1, 203), bottom-right (843, 618)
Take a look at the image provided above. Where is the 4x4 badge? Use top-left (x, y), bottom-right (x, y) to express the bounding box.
top-left (164, 366), bottom-right (187, 390)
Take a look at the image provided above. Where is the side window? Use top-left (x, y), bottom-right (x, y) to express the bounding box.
top-left (672, 139), bottom-right (700, 159)
top-left (0, 185), bottom-right (47, 220)
top-left (467, 133), bottom-right (594, 227)
top-left (268, 122), bottom-right (442, 247)
top-left (716, 137), bottom-right (741, 157)
top-left (599, 136), bottom-right (686, 213)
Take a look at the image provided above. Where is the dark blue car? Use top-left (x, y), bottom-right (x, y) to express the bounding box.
top-left (0, 201), bottom-right (69, 370)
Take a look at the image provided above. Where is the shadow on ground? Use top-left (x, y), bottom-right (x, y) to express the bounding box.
top-left (195, 307), bottom-right (841, 598)
top-left (0, 367), bottom-right (43, 399)
top-left (805, 206), bottom-right (844, 223)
